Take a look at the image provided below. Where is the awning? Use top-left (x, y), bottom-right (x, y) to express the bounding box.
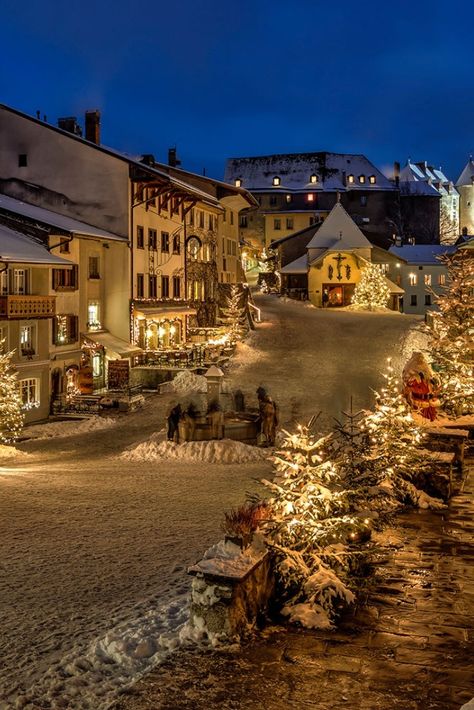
top-left (135, 305), bottom-right (197, 318)
top-left (83, 332), bottom-right (143, 358)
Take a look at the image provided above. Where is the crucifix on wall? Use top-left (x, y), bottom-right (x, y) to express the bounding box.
top-left (332, 253), bottom-right (346, 281)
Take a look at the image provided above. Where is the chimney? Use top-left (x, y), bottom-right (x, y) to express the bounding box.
top-left (140, 154), bottom-right (155, 167)
top-left (85, 110), bottom-right (100, 144)
top-left (168, 147), bottom-right (181, 167)
top-left (58, 116), bottom-right (82, 136)
top-left (393, 161), bottom-right (400, 179)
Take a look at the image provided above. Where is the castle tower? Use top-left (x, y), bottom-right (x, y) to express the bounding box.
top-left (456, 157), bottom-right (474, 236)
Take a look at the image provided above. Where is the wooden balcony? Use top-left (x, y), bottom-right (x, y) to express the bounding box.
top-left (0, 295), bottom-right (56, 319)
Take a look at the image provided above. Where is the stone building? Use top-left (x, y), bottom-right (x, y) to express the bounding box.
top-left (456, 157), bottom-right (474, 237)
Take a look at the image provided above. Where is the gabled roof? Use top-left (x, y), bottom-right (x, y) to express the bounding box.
top-left (0, 224), bottom-right (73, 265)
top-left (0, 194), bottom-right (126, 241)
top-left (399, 160), bottom-right (456, 197)
top-left (224, 152), bottom-right (395, 192)
top-left (280, 254), bottom-right (308, 274)
top-left (389, 244), bottom-right (457, 264)
top-left (456, 158), bottom-right (474, 187)
top-left (305, 203), bottom-right (372, 251)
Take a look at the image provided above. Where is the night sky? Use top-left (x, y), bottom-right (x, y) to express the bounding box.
top-left (1, 0), bottom-right (473, 181)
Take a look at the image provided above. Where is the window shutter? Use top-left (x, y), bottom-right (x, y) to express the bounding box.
top-left (73, 265), bottom-right (78, 289)
top-left (52, 316), bottom-right (58, 345)
top-left (52, 269), bottom-right (60, 290)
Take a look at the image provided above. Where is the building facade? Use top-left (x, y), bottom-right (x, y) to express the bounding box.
top-left (456, 158), bottom-right (474, 237)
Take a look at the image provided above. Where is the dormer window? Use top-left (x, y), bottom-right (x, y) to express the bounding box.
top-left (369, 175), bottom-right (376, 184)
top-left (272, 176), bottom-right (281, 186)
top-left (307, 193), bottom-right (315, 202)
top-left (235, 178), bottom-right (242, 187)
top-left (347, 174), bottom-right (355, 184)
top-left (310, 174), bottom-right (318, 184)
top-left (286, 194), bottom-right (292, 203)
top-left (359, 175), bottom-right (366, 184)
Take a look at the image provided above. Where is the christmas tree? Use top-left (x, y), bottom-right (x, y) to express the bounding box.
top-left (219, 285), bottom-right (247, 340)
top-left (0, 345), bottom-right (24, 444)
top-left (429, 249), bottom-right (474, 415)
top-left (261, 418), bottom-right (365, 629)
top-left (351, 263), bottom-right (390, 311)
top-left (360, 359), bottom-right (444, 509)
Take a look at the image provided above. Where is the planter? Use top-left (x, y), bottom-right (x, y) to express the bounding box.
top-left (225, 533), bottom-right (253, 550)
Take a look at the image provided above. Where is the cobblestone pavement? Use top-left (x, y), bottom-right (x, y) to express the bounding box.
top-left (117, 462), bottom-right (474, 710)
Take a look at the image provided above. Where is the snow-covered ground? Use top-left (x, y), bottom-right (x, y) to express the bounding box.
top-left (0, 295), bottom-right (420, 709)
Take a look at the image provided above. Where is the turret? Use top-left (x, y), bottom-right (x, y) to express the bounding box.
top-left (456, 157), bottom-right (474, 236)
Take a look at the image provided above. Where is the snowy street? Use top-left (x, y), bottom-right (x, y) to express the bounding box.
top-left (0, 296), bottom-right (421, 709)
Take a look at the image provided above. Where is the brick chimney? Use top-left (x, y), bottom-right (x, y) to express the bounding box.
top-left (85, 110), bottom-right (100, 144)
top-left (168, 147), bottom-right (181, 167)
top-left (58, 116), bottom-right (82, 136)
top-left (393, 161), bottom-right (400, 187)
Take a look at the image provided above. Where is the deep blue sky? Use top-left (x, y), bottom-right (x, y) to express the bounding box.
top-left (1, 0), bottom-right (473, 181)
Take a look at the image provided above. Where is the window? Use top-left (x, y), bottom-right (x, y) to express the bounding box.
top-left (189, 209), bottom-right (194, 226)
top-left (18, 154), bottom-right (28, 168)
top-left (438, 274), bottom-right (446, 285)
top-left (227, 239), bottom-right (232, 255)
top-left (359, 175), bottom-right (366, 184)
top-left (347, 174), bottom-right (355, 184)
top-left (172, 276), bottom-right (181, 298)
top-left (272, 176), bottom-right (281, 186)
top-left (87, 302), bottom-right (100, 330)
top-left (286, 194), bottom-right (292, 203)
top-left (209, 214), bottom-right (214, 230)
top-left (88, 256), bottom-right (100, 279)
top-left (307, 193), bottom-right (314, 202)
top-left (0, 271), bottom-right (7, 295)
top-left (19, 378), bottom-right (39, 408)
top-left (92, 353), bottom-right (102, 378)
top-left (52, 266), bottom-right (78, 291)
top-left (148, 229), bottom-right (157, 250)
top-left (369, 175), bottom-right (376, 184)
top-left (286, 218), bottom-right (294, 230)
top-left (274, 218), bottom-right (281, 230)
top-left (232, 241), bottom-right (237, 256)
top-left (223, 210), bottom-right (227, 223)
top-left (137, 273), bottom-right (144, 298)
top-left (240, 215), bottom-right (248, 228)
top-left (161, 275), bottom-right (169, 298)
top-left (360, 196), bottom-right (367, 206)
top-left (59, 240), bottom-right (70, 253)
top-left (0, 325), bottom-right (8, 351)
top-left (424, 274), bottom-right (432, 286)
top-left (172, 233), bottom-right (180, 254)
top-left (235, 178), bottom-right (242, 187)
top-left (223, 257), bottom-right (227, 272)
top-left (20, 324), bottom-right (36, 356)
top-left (149, 275), bottom-right (157, 298)
top-left (161, 231), bottom-right (169, 252)
top-left (270, 196), bottom-right (277, 206)
top-left (230, 211), bottom-right (234, 225)
top-left (53, 315), bottom-right (78, 346)
top-left (410, 295), bottom-right (417, 306)
top-left (310, 174), bottom-right (318, 184)
top-left (425, 295), bottom-right (432, 306)
top-left (137, 226), bottom-right (144, 249)
top-left (408, 273), bottom-right (417, 286)
top-left (13, 269), bottom-right (27, 295)
top-left (199, 211), bottom-right (205, 229)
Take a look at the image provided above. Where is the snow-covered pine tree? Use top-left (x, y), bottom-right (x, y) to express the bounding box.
top-left (0, 345), bottom-right (24, 444)
top-left (261, 418), bottom-right (365, 629)
top-left (219, 285), bottom-right (247, 340)
top-left (351, 263), bottom-right (391, 311)
top-left (429, 249), bottom-right (474, 415)
top-left (361, 359), bottom-right (444, 509)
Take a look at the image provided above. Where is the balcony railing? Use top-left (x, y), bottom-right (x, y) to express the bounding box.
top-left (0, 295), bottom-right (56, 319)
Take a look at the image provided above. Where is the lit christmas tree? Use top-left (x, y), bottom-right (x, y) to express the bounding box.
top-left (429, 249), bottom-right (474, 415)
top-left (351, 263), bottom-right (390, 310)
top-left (0, 345), bottom-right (24, 444)
top-left (361, 359), bottom-right (444, 509)
top-left (219, 285), bottom-right (248, 340)
top-left (261, 418), bottom-right (365, 629)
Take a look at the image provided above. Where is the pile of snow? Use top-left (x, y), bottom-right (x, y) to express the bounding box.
top-left (161, 370), bottom-right (207, 395)
top-left (189, 534), bottom-right (266, 579)
top-left (0, 444), bottom-right (30, 459)
top-left (24, 416), bottom-right (116, 440)
top-left (121, 438), bottom-right (269, 465)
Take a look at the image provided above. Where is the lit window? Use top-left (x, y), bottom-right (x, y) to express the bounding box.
top-left (408, 273), bottom-right (417, 286)
top-left (438, 274), bottom-right (446, 285)
top-left (310, 174), bottom-right (318, 184)
top-left (272, 176), bottom-right (281, 186)
top-left (369, 175), bottom-right (376, 184)
top-left (19, 378), bottom-right (39, 409)
top-left (359, 175), bottom-right (366, 184)
top-left (20, 324), bottom-right (36, 356)
top-left (286, 194), bottom-right (292, 203)
top-left (347, 174), bottom-right (355, 184)
top-left (235, 178), bottom-right (242, 187)
top-left (307, 193), bottom-right (315, 202)
top-left (424, 274), bottom-right (432, 286)
top-left (87, 302), bottom-right (101, 331)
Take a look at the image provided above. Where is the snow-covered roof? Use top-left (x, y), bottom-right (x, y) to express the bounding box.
top-left (399, 160), bottom-right (457, 197)
top-left (224, 152), bottom-right (395, 193)
top-left (280, 254), bottom-right (308, 274)
top-left (83, 331), bottom-right (143, 357)
top-left (456, 158), bottom-right (474, 187)
top-left (389, 244), bottom-right (457, 264)
top-left (385, 276), bottom-right (404, 295)
top-left (306, 203), bottom-right (372, 251)
top-left (0, 224), bottom-right (73, 265)
top-left (0, 194), bottom-right (126, 241)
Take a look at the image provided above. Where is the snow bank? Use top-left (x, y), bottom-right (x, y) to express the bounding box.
top-left (161, 370), bottom-right (207, 394)
top-left (23, 416), bottom-right (116, 440)
top-left (121, 438), bottom-right (269, 465)
top-left (0, 444), bottom-right (30, 459)
top-left (189, 534), bottom-right (266, 578)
